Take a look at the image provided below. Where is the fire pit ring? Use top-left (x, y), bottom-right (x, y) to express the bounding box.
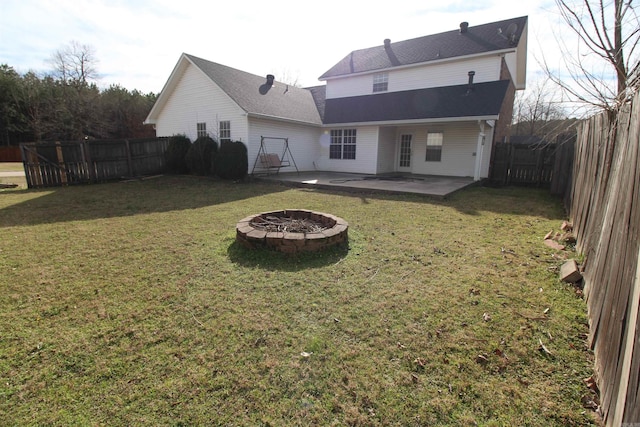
top-left (236, 209), bottom-right (348, 254)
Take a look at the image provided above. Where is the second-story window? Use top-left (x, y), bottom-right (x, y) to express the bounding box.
top-left (373, 72), bottom-right (388, 92)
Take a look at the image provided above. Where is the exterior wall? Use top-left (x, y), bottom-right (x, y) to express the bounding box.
top-left (247, 117), bottom-right (322, 172)
top-left (326, 55), bottom-right (502, 99)
top-left (154, 63), bottom-right (249, 142)
top-left (396, 122), bottom-right (483, 177)
top-left (315, 126), bottom-right (380, 174)
top-left (376, 126), bottom-right (397, 173)
top-left (494, 57), bottom-right (517, 144)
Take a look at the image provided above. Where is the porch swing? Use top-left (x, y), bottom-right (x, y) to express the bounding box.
top-left (251, 136), bottom-right (299, 175)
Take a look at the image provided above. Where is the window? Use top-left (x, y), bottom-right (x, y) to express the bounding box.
top-left (399, 134), bottom-right (412, 167)
top-left (197, 122), bottom-right (207, 138)
top-left (373, 73), bottom-right (388, 92)
top-left (330, 129), bottom-right (357, 160)
top-left (425, 132), bottom-right (443, 162)
top-left (219, 121), bottom-right (231, 143)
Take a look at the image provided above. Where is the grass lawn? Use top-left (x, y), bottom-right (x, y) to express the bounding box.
top-left (0, 176), bottom-right (596, 426)
top-left (0, 162), bottom-right (24, 172)
top-left (0, 162), bottom-right (26, 190)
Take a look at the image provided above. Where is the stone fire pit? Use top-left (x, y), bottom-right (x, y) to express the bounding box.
top-left (236, 209), bottom-right (348, 254)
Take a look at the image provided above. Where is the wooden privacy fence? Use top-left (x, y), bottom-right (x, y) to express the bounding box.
top-left (0, 146), bottom-right (22, 162)
top-left (489, 138), bottom-right (575, 199)
top-left (570, 91), bottom-right (640, 426)
top-left (20, 138), bottom-right (169, 188)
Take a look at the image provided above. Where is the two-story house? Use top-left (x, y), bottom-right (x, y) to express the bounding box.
top-left (144, 16), bottom-right (527, 181)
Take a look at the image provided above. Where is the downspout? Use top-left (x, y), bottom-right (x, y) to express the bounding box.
top-left (474, 120), bottom-right (486, 181)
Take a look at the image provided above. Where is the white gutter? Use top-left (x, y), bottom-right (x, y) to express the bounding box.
top-left (247, 112), bottom-right (322, 127)
top-left (321, 115), bottom-right (498, 128)
top-left (319, 49), bottom-right (517, 81)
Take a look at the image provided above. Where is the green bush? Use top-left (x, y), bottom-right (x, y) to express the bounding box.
top-left (185, 136), bottom-right (218, 176)
top-left (164, 134), bottom-right (192, 174)
top-left (215, 141), bottom-right (248, 180)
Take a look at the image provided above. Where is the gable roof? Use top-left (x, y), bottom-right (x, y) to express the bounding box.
top-left (145, 54), bottom-right (322, 126)
top-left (320, 16), bottom-right (528, 79)
top-left (323, 80), bottom-right (510, 125)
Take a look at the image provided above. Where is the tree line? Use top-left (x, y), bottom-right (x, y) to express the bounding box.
top-left (0, 42), bottom-right (157, 146)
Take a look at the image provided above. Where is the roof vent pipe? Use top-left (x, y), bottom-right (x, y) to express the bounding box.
top-left (384, 38), bottom-right (391, 48)
top-left (266, 74), bottom-right (275, 86)
top-left (460, 22), bottom-right (469, 33)
top-left (467, 71), bottom-right (475, 92)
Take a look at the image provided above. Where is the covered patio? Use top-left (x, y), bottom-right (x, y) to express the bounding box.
top-left (257, 171), bottom-right (476, 198)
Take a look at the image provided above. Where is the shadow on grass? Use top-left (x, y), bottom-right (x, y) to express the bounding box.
top-left (0, 175), bottom-right (289, 227)
top-left (0, 175), bottom-right (566, 228)
top-left (227, 240), bottom-right (350, 271)
top-left (296, 184), bottom-right (566, 219)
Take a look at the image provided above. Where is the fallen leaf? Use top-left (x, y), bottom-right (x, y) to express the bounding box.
top-left (300, 351), bottom-right (312, 358)
top-left (482, 312), bottom-right (492, 322)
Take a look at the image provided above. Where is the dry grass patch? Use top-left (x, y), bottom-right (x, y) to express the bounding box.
top-left (0, 176), bottom-right (596, 425)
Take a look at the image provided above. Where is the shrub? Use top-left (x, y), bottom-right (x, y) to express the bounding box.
top-left (215, 141), bottom-right (248, 180)
top-left (185, 136), bottom-right (218, 176)
top-left (164, 134), bottom-right (191, 174)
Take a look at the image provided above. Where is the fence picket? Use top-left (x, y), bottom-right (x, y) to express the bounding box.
top-left (20, 137), bottom-right (169, 188)
top-left (570, 91), bottom-right (640, 425)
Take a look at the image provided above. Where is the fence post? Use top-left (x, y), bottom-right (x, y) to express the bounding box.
top-left (125, 139), bottom-right (134, 177)
top-left (55, 142), bottom-right (67, 185)
top-left (81, 140), bottom-right (96, 183)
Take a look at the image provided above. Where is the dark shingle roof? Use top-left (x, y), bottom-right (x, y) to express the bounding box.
top-left (305, 85), bottom-right (326, 122)
top-left (320, 16), bottom-right (527, 79)
top-left (186, 54), bottom-right (322, 125)
top-left (323, 80), bottom-right (510, 124)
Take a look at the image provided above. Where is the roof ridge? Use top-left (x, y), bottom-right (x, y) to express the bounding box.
top-left (319, 15), bottom-right (527, 79)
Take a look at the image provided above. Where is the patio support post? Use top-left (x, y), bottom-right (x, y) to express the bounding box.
top-left (474, 120), bottom-right (486, 181)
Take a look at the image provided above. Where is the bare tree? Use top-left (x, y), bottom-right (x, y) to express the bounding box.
top-left (543, 0), bottom-right (639, 112)
top-left (513, 79), bottom-right (567, 136)
top-left (49, 41), bottom-right (99, 86)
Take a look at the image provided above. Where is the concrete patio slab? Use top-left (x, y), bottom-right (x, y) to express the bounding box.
top-left (256, 171), bottom-right (476, 198)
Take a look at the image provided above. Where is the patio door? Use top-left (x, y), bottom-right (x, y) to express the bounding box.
top-left (398, 134), bottom-right (412, 171)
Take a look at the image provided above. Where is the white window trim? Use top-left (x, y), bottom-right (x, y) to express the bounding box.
top-left (373, 72), bottom-right (388, 93)
top-left (219, 120), bottom-right (231, 143)
top-left (330, 129), bottom-right (357, 160)
top-left (197, 122), bottom-right (207, 138)
top-left (425, 131), bottom-right (443, 162)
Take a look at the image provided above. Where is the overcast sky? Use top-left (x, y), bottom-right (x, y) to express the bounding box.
top-left (1, 0), bottom-right (576, 94)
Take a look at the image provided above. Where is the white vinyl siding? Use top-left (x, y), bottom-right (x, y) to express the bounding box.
top-left (397, 123), bottom-right (487, 177)
top-left (247, 118), bottom-right (321, 172)
top-left (154, 63), bottom-right (247, 142)
top-left (317, 126), bottom-right (379, 174)
top-left (326, 55), bottom-right (501, 99)
top-left (376, 127), bottom-right (396, 173)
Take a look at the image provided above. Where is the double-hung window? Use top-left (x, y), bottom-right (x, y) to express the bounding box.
top-left (197, 122), bottom-right (207, 138)
top-left (219, 121), bottom-right (231, 143)
top-left (330, 129), bottom-right (357, 160)
top-left (425, 132), bottom-right (443, 162)
top-left (373, 72), bottom-right (388, 92)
